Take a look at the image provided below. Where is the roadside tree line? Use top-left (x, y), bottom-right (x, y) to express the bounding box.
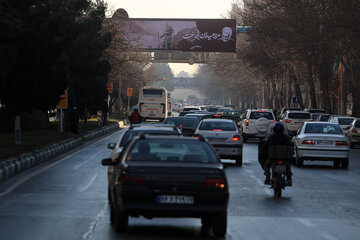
top-left (202, 0), bottom-right (360, 116)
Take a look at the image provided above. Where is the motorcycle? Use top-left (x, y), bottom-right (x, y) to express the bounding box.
top-left (271, 160), bottom-right (287, 198)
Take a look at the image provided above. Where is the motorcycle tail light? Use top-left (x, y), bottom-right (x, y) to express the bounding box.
top-left (232, 135), bottom-right (241, 141)
top-left (302, 140), bottom-right (315, 145)
top-left (204, 178), bottom-right (226, 189)
top-left (335, 140), bottom-right (348, 146)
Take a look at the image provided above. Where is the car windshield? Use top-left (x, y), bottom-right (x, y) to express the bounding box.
top-left (199, 121), bottom-right (236, 131)
top-left (120, 130), bottom-right (179, 147)
top-left (288, 113), bottom-right (311, 119)
top-left (128, 139), bottom-right (218, 163)
top-left (304, 124), bottom-right (342, 134)
top-left (163, 117), bottom-right (199, 128)
top-left (339, 118), bottom-right (355, 125)
top-left (249, 112), bottom-right (274, 120)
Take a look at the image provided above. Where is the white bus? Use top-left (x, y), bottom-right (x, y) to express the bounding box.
top-left (138, 86), bottom-right (169, 121)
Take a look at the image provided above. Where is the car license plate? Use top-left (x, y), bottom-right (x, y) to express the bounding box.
top-left (317, 140), bottom-right (333, 145)
top-left (157, 195), bottom-right (194, 204)
top-left (208, 138), bottom-right (226, 143)
top-left (273, 165), bottom-right (286, 173)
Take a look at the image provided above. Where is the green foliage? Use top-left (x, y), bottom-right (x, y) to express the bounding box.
top-left (0, 0), bottom-right (111, 129)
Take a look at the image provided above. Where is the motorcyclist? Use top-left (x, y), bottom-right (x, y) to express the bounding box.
top-left (129, 106), bottom-right (142, 125)
top-left (261, 122), bottom-right (293, 186)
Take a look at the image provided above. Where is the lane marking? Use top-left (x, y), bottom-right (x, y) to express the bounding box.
top-left (74, 153), bottom-right (101, 170)
top-left (80, 174), bottom-right (98, 192)
top-left (321, 232), bottom-right (338, 240)
top-left (297, 218), bottom-right (316, 227)
top-left (82, 200), bottom-right (108, 239)
top-left (245, 169), bottom-right (272, 195)
top-left (0, 130), bottom-right (122, 199)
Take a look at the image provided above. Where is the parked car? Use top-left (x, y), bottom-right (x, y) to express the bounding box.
top-left (163, 116), bottom-right (199, 136)
top-left (328, 116), bottom-right (356, 135)
top-left (240, 109), bottom-right (276, 142)
top-left (280, 111), bottom-right (312, 136)
top-left (292, 122), bottom-right (349, 168)
top-left (347, 118), bottom-right (360, 148)
top-left (102, 135), bottom-right (229, 236)
top-left (195, 119), bottom-right (243, 165)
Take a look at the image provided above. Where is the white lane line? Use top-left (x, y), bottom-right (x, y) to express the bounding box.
top-left (297, 218), bottom-right (316, 227)
top-left (82, 200), bottom-right (108, 239)
top-left (73, 153), bottom-right (101, 170)
top-left (80, 174), bottom-right (98, 192)
top-left (321, 232), bottom-right (338, 240)
top-left (0, 130), bottom-right (122, 199)
top-left (245, 169), bottom-right (272, 195)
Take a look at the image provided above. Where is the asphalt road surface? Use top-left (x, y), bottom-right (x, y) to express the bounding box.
top-left (0, 130), bottom-right (360, 240)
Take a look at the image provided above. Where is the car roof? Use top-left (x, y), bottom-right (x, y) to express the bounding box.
top-left (201, 119), bottom-right (234, 123)
top-left (286, 110), bottom-right (311, 114)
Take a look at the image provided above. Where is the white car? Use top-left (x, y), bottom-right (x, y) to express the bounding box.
top-left (347, 118), bottom-right (360, 148)
top-left (194, 119), bottom-right (243, 166)
top-left (240, 109), bottom-right (276, 142)
top-left (293, 122), bottom-right (349, 168)
top-left (280, 111), bottom-right (312, 136)
top-left (328, 116), bottom-right (356, 135)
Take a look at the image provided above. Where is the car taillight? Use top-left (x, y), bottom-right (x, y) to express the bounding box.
top-left (284, 119), bottom-right (292, 123)
top-left (245, 119), bottom-right (249, 126)
top-left (204, 178), bottom-right (226, 189)
top-left (194, 134), bottom-right (200, 139)
top-left (277, 160), bottom-right (284, 164)
top-left (179, 124), bottom-right (183, 128)
top-left (214, 114), bottom-right (222, 117)
top-left (274, 120), bottom-right (277, 124)
top-left (352, 129), bottom-right (358, 133)
top-left (213, 129), bottom-right (222, 131)
top-left (302, 140), bottom-right (315, 145)
top-left (336, 141), bottom-right (348, 146)
top-left (123, 176), bottom-right (145, 186)
top-left (232, 135), bottom-right (241, 141)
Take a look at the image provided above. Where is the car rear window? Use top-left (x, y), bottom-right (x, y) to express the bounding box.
top-left (249, 112), bottom-right (274, 120)
top-left (319, 115), bottom-right (330, 121)
top-left (288, 113), bottom-right (311, 119)
top-left (199, 121), bottom-right (236, 131)
top-left (339, 118), bottom-right (354, 125)
top-left (304, 124), bottom-right (342, 134)
top-left (355, 120), bottom-right (360, 128)
top-left (128, 139), bottom-right (218, 163)
top-left (223, 110), bottom-right (240, 116)
top-left (163, 117), bottom-right (199, 128)
top-left (120, 130), bottom-right (180, 147)
top-left (183, 107), bottom-right (200, 111)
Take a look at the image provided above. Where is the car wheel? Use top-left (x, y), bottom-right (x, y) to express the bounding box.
top-left (333, 160), bottom-right (341, 168)
top-left (341, 158), bottom-right (349, 169)
top-left (235, 155), bottom-right (243, 166)
top-left (295, 149), bottom-right (303, 167)
top-left (114, 207), bottom-right (128, 233)
top-left (212, 211), bottom-right (227, 237)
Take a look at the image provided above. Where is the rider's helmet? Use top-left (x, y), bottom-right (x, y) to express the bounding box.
top-left (133, 106), bottom-right (139, 112)
top-left (273, 122), bottom-right (284, 134)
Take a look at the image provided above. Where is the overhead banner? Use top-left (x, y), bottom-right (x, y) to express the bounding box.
top-left (121, 18), bottom-right (236, 52)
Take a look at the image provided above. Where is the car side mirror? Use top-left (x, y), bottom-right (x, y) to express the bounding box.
top-left (107, 143), bottom-right (116, 150)
top-left (101, 158), bottom-right (115, 166)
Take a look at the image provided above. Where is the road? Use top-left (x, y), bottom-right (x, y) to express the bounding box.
top-left (0, 130), bottom-right (360, 240)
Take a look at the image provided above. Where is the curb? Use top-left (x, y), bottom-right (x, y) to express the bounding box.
top-left (0, 122), bottom-right (121, 184)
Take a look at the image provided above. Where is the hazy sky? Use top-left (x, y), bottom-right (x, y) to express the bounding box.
top-left (104, 0), bottom-right (235, 76)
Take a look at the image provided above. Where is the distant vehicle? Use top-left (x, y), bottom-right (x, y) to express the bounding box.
top-left (216, 107), bottom-right (232, 114)
top-left (240, 109), bottom-right (276, 142)
top-left (184, 113), bottom-right (210, 122)
top-left (310, 113), bottom-right (321, 121)
top-left (316, 114), bottom-right (332, 122)
top-left (280, 111), bottom-right (312, 136)
top-left (293, 122), bottom-right (349, 168)
top-left (347, 119), bottom-right (360, 148)
top-left (328, 116), bottom-right (356, 135)
top-left (195, 119), bottom-right (243, 165)
top-left (304, 108), bottom-right (325, 113)
top-left (182, 106), bottom-right (201, 112)
top-left (138, 86), bottom-right (169, 122)
top-left (163, 116), bottom-right (199, 136)
top-left (279, 107), bottom-right (301, 118)
top-left (102, 135), bottom-right (229, 236)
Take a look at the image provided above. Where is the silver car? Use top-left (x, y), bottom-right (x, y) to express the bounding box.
top-left (194, 119), bottom-right (243, 166)
top-left (293, 122), bottom-right (349, 169)
top-left (347, 118), bottom-right (360, 149)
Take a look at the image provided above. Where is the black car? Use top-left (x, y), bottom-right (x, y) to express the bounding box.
top-left (102, 135), bottom-right (229, 237)
top-left (163, 117), bottom-right (199, 136)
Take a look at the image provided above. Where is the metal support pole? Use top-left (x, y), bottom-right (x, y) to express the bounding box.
top-left (60, 109), bottom-right (64, 132)
top-left (127, 96), bottom-right (130, 116)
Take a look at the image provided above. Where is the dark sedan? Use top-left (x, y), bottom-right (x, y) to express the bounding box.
top-left (102, 135), bottom-right (229, 237)
top-left (163, 117), bottom-right (199, 136)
